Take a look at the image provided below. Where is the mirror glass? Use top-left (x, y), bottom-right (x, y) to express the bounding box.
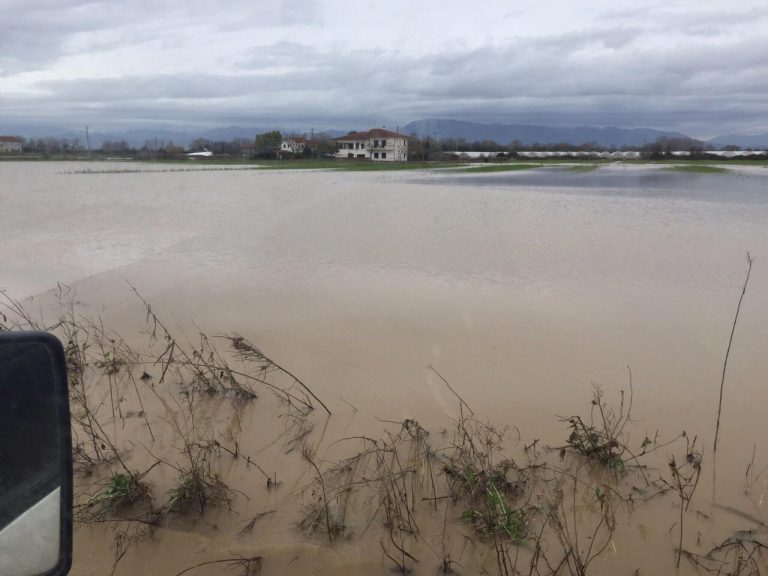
top-left (0, 333), bottom-right (71, 576)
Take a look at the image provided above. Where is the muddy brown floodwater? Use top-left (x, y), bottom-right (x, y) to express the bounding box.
top-left (2, 161), bottom-right (768, 575)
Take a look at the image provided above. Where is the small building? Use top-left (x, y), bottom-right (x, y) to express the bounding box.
top-left (0, 136), bottom-right (23, 153)
top-left (334, 128), bottom-right (408, 162)
top-left (704, 150), bottom-right (767, 158)
top-left (445, 151), bottom-right (504, 160)
top-left (609, 151), bottom-right (641, 160)
top-left (280, 136), bottom-right (307, 155)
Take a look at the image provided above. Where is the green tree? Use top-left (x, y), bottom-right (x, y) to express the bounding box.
top-left (309, 135), bottom-right (337, 158)
top-left (254, 130), bottom-right (282, 158)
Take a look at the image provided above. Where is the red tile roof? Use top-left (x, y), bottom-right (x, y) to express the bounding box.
top-left (335, 128), bottom-right (404, 141)
top-left (0, 136), bottom-right (23, 142)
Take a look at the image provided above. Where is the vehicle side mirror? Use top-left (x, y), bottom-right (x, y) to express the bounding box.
top-left (0, 332), bottom-right (72, 576)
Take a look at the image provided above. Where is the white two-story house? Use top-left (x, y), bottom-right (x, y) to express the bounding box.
top-left (0, 136), bottom-right (23, 153)
top-left (334, 128), bottom-right (408, 162)
top-left (280, 136), bottom-right (307, 154)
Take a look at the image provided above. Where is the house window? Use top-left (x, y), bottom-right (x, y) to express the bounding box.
top-left (374, 140), bottom-right (379, 148)
top-left (349, 143), bottom-right (354, 149)
top-left (348, 153), bottom-right (353, 158)
top-left (374, 152), bottom-right (379, 158)
top-left (382, 152), bottom-right (387, 159)
top-left (381, 139), bottom-right (386, 147)
top-left (357, 154), bottom-right (365, 158)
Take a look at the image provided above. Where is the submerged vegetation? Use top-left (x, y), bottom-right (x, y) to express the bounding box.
top-left (61, 159), bottom-right (459, 174)
top-left (666, 164), bottom-right (731, 174)
top-left (567, 163), bottom-right (600, 172)
top-left (57, 158), bottom-right (763, 179)
top-left (0, 275), bottom-right (765, 576)
top-left (456, 163), bottom-right (542, 173)
top-left (87, 472), bottom-right (149, 511)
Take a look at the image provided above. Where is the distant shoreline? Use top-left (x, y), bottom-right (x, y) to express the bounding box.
top-left (2, 156), bottom-right (768, 172)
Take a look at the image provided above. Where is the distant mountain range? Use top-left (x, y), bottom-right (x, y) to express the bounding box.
top-left (402, 119), bottom-right (691, 148)
top-left (0, 124), bottom-right (334, 149)
top-left (2, 118), bottom-right (767, 149)
top-left (706, 133), bottom-right (768, 149)
top-left (403, 119), bottom-right (768, 149)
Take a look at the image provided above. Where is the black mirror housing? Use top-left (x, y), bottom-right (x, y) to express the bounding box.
top-left (0, 331), bottom-right (72, 576)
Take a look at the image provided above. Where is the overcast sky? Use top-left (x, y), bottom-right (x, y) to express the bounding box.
top-left (1, 0), bottom-right (768, 137)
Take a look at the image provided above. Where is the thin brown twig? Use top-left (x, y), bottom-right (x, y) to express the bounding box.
top-left (714, 252), bottom-right (753, 454)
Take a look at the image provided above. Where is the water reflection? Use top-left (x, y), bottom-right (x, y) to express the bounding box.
top-left (418, 166), bottom-right (768, 204)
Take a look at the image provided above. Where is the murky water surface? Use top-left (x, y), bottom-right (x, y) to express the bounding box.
top-left (2, 162), bottom-right (768, 575)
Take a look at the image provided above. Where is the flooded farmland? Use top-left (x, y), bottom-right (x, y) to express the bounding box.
top-left (2, 161), bottom-right (768, 575)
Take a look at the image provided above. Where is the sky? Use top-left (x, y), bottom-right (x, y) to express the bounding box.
top-left (1, 0), bottom-right (768, 138)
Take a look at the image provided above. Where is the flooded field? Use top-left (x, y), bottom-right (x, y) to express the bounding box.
top-left (2, 161), bottom-right (768, 575)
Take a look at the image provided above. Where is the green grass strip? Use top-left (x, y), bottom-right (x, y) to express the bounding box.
top-left (665, 165), bottom-right (730, 174)
top-left (567, 164), bottom-right (600, 173)
top-left (455, 163), bottom-right (542, 173)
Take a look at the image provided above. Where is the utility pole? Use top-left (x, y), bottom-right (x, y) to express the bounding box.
top-left (85, 125), bottom-right (91, 158)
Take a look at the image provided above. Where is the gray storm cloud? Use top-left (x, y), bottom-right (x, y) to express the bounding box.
top-left (2, 0), bottom-right (768, 136)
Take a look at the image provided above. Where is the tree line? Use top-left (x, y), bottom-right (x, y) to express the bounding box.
top-left (406, 135), bottom-right (756, 161)
top-left (11, 132), bottom-right (761, 160)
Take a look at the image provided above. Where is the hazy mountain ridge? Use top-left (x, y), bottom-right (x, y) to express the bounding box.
top-left (707, 133), bottom-right (768, 149)
top-left (2, 119), bottom-right (767, 149)
top-left (402, 119), bottom-right (690, 148)
top-left (0, 124), bottom-right (339, 149)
